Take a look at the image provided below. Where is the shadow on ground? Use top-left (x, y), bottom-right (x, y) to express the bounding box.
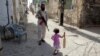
top-left (2, 22), bottom-right (63, 56)
top-left (83, 27), bottom-right (100, 35)
top-left (63, 26), bottom-right (100, 43)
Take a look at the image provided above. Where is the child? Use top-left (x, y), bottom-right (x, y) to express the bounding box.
top-left (51, 28), bottom-right (64, 55)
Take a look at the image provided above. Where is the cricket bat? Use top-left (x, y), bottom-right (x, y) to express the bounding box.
top-left (63, 32), bottom-right (66, 48)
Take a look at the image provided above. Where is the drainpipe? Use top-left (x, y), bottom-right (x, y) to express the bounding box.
top-left (5, 0), bottom-right (10, 26)
top-left (3, 0), bottom-right (10, 41)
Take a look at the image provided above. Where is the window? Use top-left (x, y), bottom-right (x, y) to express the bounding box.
top-left (64, 0), bottom-right (73, 9)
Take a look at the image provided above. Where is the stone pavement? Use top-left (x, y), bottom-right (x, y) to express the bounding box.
top-left (2, 11), bottom-right (100, 56)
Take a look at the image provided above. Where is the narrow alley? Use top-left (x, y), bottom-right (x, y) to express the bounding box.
top-left (0, 0), bottom-right (100, 56)
top-left (1, 11), bottom-right (100, 56)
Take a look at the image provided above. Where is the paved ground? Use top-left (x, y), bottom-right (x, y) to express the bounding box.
top-left (2, 11), bottom-right (100, 56)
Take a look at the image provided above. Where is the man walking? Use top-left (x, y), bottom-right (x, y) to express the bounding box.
top-left (36, 3), bottom-right (48, 45)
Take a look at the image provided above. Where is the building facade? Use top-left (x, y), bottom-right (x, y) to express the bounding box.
top-left (47, 0), bottom-right (100, 28)
top-left (0, 0), bottom-right (28, 26)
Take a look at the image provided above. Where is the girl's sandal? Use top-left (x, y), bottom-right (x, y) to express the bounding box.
top-left (53, 51), bottom-right (58, 55)
top-left (53, 53), bottom-right (57, 55)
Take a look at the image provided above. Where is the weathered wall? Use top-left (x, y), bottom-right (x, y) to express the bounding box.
top-left (83, 0), bottom-right (100, 26)
top-left (47, 0), bottom-right (100, 27)
top-left (19, 0), bottom-right (28, 26)
top-left (0, 0), bottom-right (13, 26)
top-left (47, 0), bottom-right (84, 27)
top-left (65, 0), bottom-right (100, 27)
top-left (12, 0), bottom-right (28, 24)
top-left (64, 0), bottom-right (83, 27)
top-left (47, 0), bottom-right (59, 18)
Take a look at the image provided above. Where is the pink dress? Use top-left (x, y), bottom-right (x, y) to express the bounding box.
top-left (51, 34), bottom-right (61, 49)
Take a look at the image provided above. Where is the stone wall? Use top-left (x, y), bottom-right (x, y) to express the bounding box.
top-left (12, 0), bottom-right (28, 24)
top-left (65, 0), bottom-right (100, 27)
top-left (46, 0), bottom-right (59, 18)
top-left (84, 0), bottom-right (100, 26)
top-left (47, 0), bottom-right (100, 27)
top-left (64, 0), bottom-right (83, 27)
top-left (47, 0), bottom-right (84, 27)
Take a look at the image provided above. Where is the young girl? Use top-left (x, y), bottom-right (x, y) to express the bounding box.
top-left (51, 28), bottom-right (64, 55)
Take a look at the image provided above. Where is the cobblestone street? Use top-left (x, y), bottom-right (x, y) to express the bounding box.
top-left (2, 11), bottom-right (100, 56)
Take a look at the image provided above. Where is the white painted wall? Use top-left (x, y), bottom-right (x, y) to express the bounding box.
top-left (0, 0), bottom-right (8, 26)
top-left (0, 0), bottom-right (13, 26)
top-left (15, 0), bottom-right (20, 23)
